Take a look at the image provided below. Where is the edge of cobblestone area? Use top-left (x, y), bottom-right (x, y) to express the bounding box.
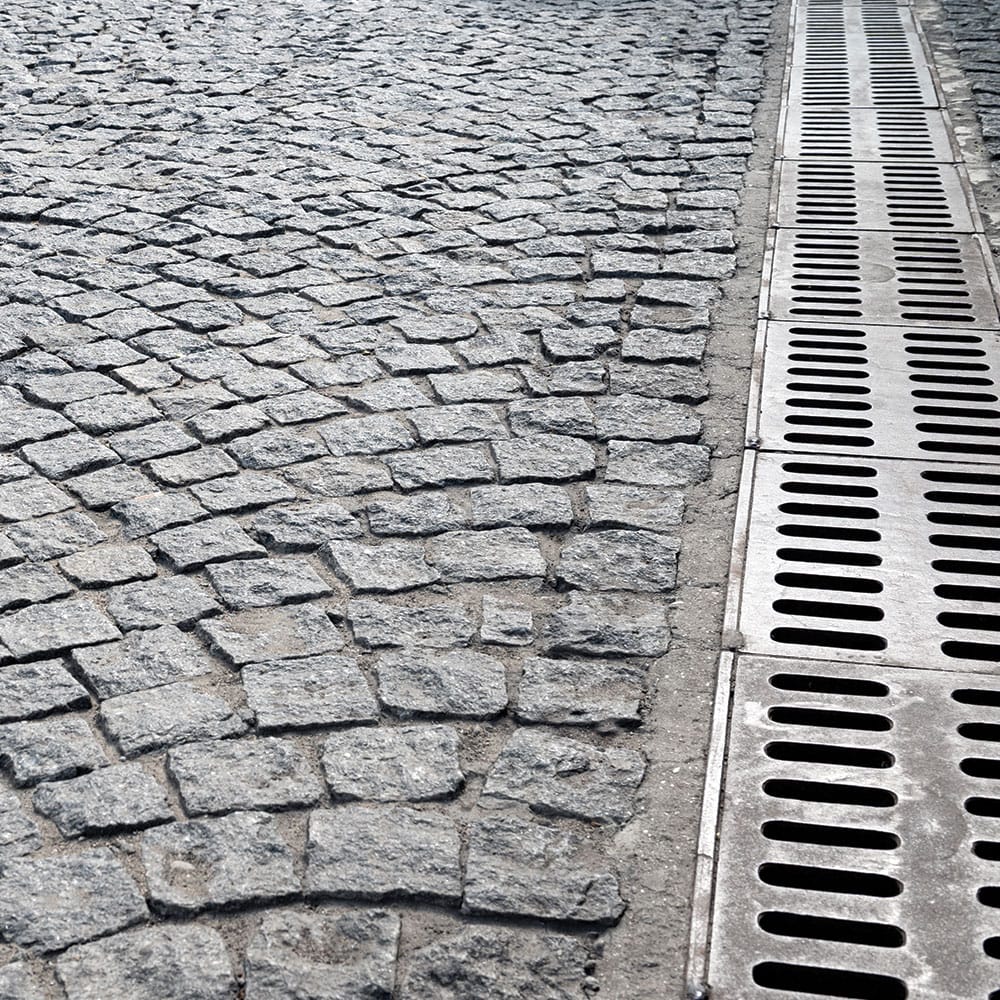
top-left (595, 2), bottom-right (790, 994)
top-left (919, 0), bottom-right (1000, 257)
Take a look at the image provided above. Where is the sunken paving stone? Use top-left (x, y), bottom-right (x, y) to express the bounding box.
top-left (245, 910), bottom-right (399, 1000)
top-left (168, 737), bottom-right (322, 815)
top-left (243, 654), bottom-right (378, 731)
top-left (107, 577), bottom-right (221, 631)
top-left (55, 925), bottom-right (236, 1000)
top-left (0, 716), bottom-right (108, 786)
top-left (33, 763), bottom-right (174, 837)
top-left (376, 649), bottom-right (508, 719)
top-left (0, 598), bottom-right (121, 659)
top-left (206, 557), bottom-right (333, 609)
top-left (463, 817), bottom-right (626, 925)
top-left (306, 805), bottom-right (461, 904)
top-left (0, 848), bottom-right (147, 951)
top-left (0, 659), bottom-right (91, 722)
top-left (482, 729), bottom-right (647, 824)
top-left (321, 725), bottom-right (463, 802)
top-left (199, 605), bottom-right (345, 666)
top-left (399, 927), bottom-right (589, 1000)
top-left (71, 626), bottom-right (212, 699)
top-left (141, 811), bottom-right (300, 914)
top-left (99, 682), bottom-right (245, 758)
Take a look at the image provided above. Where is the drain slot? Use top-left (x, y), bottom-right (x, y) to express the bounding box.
top-left (782, 108), bottom-right (955, 161)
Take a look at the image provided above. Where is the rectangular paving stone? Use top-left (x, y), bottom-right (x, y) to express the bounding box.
top-left (463, 817), bottom-right (625, 925)
top-left (283, 457), bottom-right (393, 497)
top-left (60, 544), bottom-right (157, 588)
top-left (107, 577), bottom-right (221, 631)
top-left (376, 649), bottom-right (507, 719)
top-left (556, 529), bottom-right (679, 592)
top-left (492, 434), bottom-right (596, 483)
top-left (20, 432), bottom-right (119, 481)
top-left (152, 516), bottom-right (266, 571)
top-left (306, 806), bottom-right (461, 904)
top-left (0, 716), bottom-right (108, 786)
top-left (65, 465), bottom-right (154, 508)
top-left (113, 492), bottom-right (209, 538)
top-left (252, 501), bottom-right (362, 550)
top-left (32, 762), bottom-right (173, 836)
top-left (22, 372), bottom-right (125, 406)
top-left (146, 447), bottom-right (239, 486)
top-left (198, 605), bottom-right (345, 666)
top-left (71, 626), bottom-right (213, 700)
top-left (0, 563), bottom-right (73, 611)
top-left (513, 656), bottom-right (644, 726)
top-left (141, 811), bottom-right (299, 914)
top-left (0, 478), bottom-right (74, 522)
top-left (0, 849), bottom-right (147, 952)
top-left (469, 484), bottom-right (573, 529)
top-left (322, 540), bottom-right (439, 593)
top-left (100, 681), bottom-right (245, 758)
top-left (167, 737), bottom-right (322, 816)
top-left (189, 472), bottom-right (298, 514)
top-left (385, 445), bottom-right (493, 490)
top-left (366, 492), bottom-right (468, 536)
top-left (55, 925), bottom-right (236, 1000)
top-left (7, 511), bottom-right (106, 561)
top-left (347, 599), bottom-right (474, 649)
top-left (245, 911), bottom-right (398, 1000)
top-left (243, 654), bottom-right (378, 731)
top-left (206, 557), bottom-right (333, 609)
top-left (426, 527), bottom-right (546, 582)
top-left (584, 484), bottom-right (684, 532)
top-left (0, 659), bottom-right (90, 722)
top-left (0, 599), bottom-right (122, 659)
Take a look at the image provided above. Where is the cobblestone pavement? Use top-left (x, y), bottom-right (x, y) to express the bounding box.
top-left (0, 0), bottom-right (773, 995)
top-left (938, 0), bottom-right (1000, 163)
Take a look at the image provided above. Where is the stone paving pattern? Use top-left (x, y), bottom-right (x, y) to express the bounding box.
top-left (939, 0), bottom-right (1000, 161)
top-left (0, 0), bottom-right (772, 994)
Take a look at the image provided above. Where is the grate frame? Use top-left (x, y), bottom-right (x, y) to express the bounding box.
top-left (707, 654), bottom-right (1000, 1000)
top-left (737, 451), bottom-right (1000, 669)
top-left (775, 159), bottom-right (977, 231)
top-left (765, 228), bottom-right (1000, 329)
top-left (753, 319), bottom-right (1000, 461)
top-left (780, 107), bottom-right (956, 161)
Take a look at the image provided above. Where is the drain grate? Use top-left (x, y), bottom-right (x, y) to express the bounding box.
top-left (736, 452), bottom-right (1000, 668)
top-left (707, 655), bottom-right (1000, 1000)
top-left (775, 160), bottom-right (975, 231)
top-left (754, 320), bottom-right (1000, 461)
top-left (781, 108), bottom-right (955, 161)
top-left (789, 6), bottom-right (937, 107)
top-left (766, 229), bottom-right (1000, 328)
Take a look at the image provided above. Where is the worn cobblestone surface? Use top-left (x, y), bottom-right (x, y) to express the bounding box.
top-left (0, 0), bottom-right (773, 994)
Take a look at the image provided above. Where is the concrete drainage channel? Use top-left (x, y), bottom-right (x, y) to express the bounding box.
top-left (687, 0), bottom-right (1000, 997)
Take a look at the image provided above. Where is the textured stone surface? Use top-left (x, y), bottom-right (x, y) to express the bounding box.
top-left (0, 849), bottom-right (147, 951)
top-left (206, 557), bottom-right (333, 609)
top-left (0, 791), bottom-right (42, 860)
top-left (322, 725), bottom-right (463, 802)
top-left (514, 657), bottom-right (645, 726)
top-left (0, 716), bottom-right (108, 786)
top-left (56, 926), bottom-right (236, 1000)
top-left (245, 910), bottom-right (399, 1000)
top-left (544, 594), bottom-right (670, 657)
top-left (33, 763), bottom-right (173, 836)
top-left (142, 811), bottom-right (299, 913)
top-left (168, 738), bottom-right (322, 815)
top-left (400, 927), bottom-right (589, 1000)
top-left (376, 650), bottom-right (508, 718)
top-left (0, 659), bottom-right (90, 722)
top-left (199, 606), bottom-right (344, 666)
top-left (99, 683), bottom-right (245, 758)
top-left (306, 806), bottom-right (461, 903)
top-left (464, 817), bottom-right (625, 924)
top-left (482, 729), bottom-right (646, 823)
top-left (243, 654), bottom-right (378, 731)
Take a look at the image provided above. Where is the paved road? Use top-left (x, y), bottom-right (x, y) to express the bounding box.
top-left (0, 0), bottom-right (771, 996)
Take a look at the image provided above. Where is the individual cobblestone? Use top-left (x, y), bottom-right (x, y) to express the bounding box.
top-left (0, 716), bottom-right (108, 786)
top-left (376, 650), bottom-right (508, 719)
top-left (56, 926), bottom-right (236, 1000)
top-left (245, 910), bottom-right (399, 1000)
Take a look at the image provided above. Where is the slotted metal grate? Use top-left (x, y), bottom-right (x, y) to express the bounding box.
top-left (753, 320), bottom-right (1000, 460)
top-left (708, 655), bottom-right (1000, 1000)
top-left (789, 6), bottom-right (937, 106)
top-left (736, 453), bottom-right (1000, 668)
top-left (766, 229), bottom-right (1000, 328)
top-left (781, 108), bottom-right (955, 161)
top-left (775, 161), bottom-right (976, 231)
